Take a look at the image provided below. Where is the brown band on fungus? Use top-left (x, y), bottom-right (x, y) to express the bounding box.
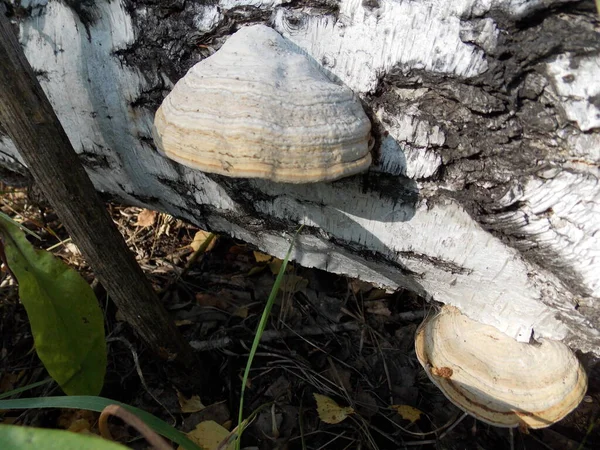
top-left (431, 366), bottom-right (453, 378)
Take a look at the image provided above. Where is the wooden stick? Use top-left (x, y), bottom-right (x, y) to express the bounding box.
top-left (99, 404), bottom-right (173, 450)
top-left (189, 322), bottom-right (362, 351)
top-left (0, 10), bottom-right (193, 363)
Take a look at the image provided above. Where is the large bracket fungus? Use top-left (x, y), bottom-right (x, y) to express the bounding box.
top-left (415, 306), bottom-right (588, 429)
top-left (152, 25), bottom-right (372, 183)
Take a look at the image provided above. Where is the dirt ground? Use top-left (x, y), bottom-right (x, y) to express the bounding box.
top-left (0, 184), bottom-right (598, 450)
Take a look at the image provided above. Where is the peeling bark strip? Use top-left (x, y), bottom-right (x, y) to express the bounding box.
top-left (0, 0), bottom-right (598, 353)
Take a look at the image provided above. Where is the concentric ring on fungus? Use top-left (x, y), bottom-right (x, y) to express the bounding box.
top-left (152, 25), bottom-right (372, 183)
top-left (415, 306), bottom-right (587, 429)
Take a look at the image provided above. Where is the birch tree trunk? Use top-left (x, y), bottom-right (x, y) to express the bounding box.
top-left (1, 0), bottom-right (599, 354)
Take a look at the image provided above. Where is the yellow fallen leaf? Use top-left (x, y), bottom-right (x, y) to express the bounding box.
top-left (175, 319), bottom-right (193, 326)
top-left (177, 391), bottom-right (205, 413)
top-left (135, 209), bottom-right (157, 227)
top-left (58, 409), bottom-right (98, 435)
top-left (67, 418), bottom-right (94, 434)
top-left (349, 279), bottom-right (374, 295)
top-left (179, 420), bottom-right (234, 450)
top-left (253, 251), bottom-right (273, 263)
top-left (366, 288), bottom-right (388, 301)
top-left (269, 258), bottom-right (292, 275)
top-left (190, 230), bottom-right (217, 252)
top-left (392, 404), bottom-right (422, 423)
top-left (233, 306), bottom-right (248, 318)
top-left (247, 265), bottom-right (266, 276)
top-left (314, 393), bottom-right (354, 424)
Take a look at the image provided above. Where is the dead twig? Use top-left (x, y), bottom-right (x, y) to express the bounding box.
top-left (190, 322), bottom-right (361, 351)
top-left (106, 336), bottom-right (175, 422)
top-left (99, 404), bottom-right (172, 450)
top-left (400, 412), bottom-right (469, 446)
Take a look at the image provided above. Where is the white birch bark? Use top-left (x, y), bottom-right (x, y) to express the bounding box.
top-left (1, 0), bottom-right (599, 353)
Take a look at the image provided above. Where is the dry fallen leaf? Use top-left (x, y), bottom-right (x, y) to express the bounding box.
top-left (179, 420), bottom-right (234, 450)
top-left (247, 265), bottom-right (266, 276)
top-left (228, 245), bottom-right (247, 255)
top-left (392, 404), bottom-right (423, 423)
top-left (366, 288), bottom-right (388, 301)
top-left (314, 393), bottom-right (354, 424)
top-left (280, 274), bottom-right (308, 294)
top-left (174, 319), bottom-right (194, 327)
top-left (233, 306), bottom-right (248, 319)
top-left (253, 251), bottom-right (273, 263)
top-left (177, 391), bottom-right (205, 413)
top-left (190, 230), bottom-right (217, 252)
top-left (269, 258), bottom-right (292, 275)
top-left (0, 371), bottom-right (20, 392)
top-left (349, 279), bottom-right (374, 295)
top-left (157, 214), bottom-right (172, 236)
top-left (57, 409), bottom-right (99, 436)
top-left (64, 242), bottom-right (81, 257)
top-left (195, 292), bottom-right (231, 311)
top-left (135, 209), bottom-right (157, 227)
top-left (365, 300), bottom-right (392, 316)
top-left (322, 366), bottom-right (352, 392)
top-left (66, 418), bottom-right (94, 434)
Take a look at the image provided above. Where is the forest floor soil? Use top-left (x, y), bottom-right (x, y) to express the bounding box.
top-left (0, 184), bottom-right (598, 449)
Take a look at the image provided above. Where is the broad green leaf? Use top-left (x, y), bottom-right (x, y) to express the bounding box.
top-left (0, 216), bottom-right (106, 395)
top-left (0, 396), bottom-right (201, 450)
top-left (0, 424), bottom-right (128, 450)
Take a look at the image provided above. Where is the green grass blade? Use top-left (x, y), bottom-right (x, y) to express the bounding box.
top-left (236, 225), bottom-right (303, 448)
top-left (0, 211), bottom-right (41, 240)
top-left (0, 379), bottom-right (53, 400)
top-left (576, 416), bottom-right (599, 450)
top-left (0, 396), bottom-right (202, 450)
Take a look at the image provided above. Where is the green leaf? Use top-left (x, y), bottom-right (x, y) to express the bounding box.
top-left (0, 216), bottom-right (106, 395)
top-left (0, 424), bottom-right (128, 450)
top-left (0, 396), bottom-right (202, 450)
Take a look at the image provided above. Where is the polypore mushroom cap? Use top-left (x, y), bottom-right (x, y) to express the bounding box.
top-left (415, 306), bottom-right (587, 429)
top-left (152, 25), bottom-right (372, 183)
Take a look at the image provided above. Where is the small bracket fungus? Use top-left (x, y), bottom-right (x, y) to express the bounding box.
top-left (152, 25), bottom-right (372, 183)
top-left (415, 306), bottom-right (587, 429)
